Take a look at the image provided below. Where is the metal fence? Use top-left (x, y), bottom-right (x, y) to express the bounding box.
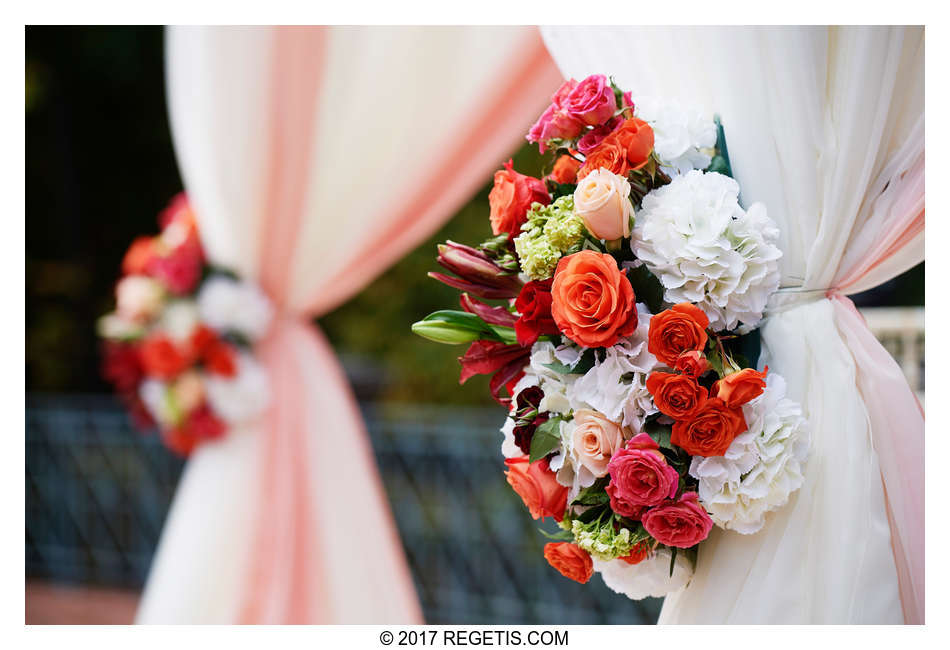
top-left (25, 394), bottom-right (661, 625)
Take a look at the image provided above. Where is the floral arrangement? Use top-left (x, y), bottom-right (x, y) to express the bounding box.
top-left (98, 195), bottom-right (273, 456)
top-left (412, 75), bottom-right (809, 600)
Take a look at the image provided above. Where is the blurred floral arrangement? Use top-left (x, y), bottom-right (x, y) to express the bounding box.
top-left (98, 195), bottom-right (273, 456)
top-left (413, 75), bottom-right (809, 600)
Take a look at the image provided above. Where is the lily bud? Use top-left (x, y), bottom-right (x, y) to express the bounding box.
top-left (433, 240), bottom-right (523, 298)
top-left (411, 319), bottom-right (482, 345)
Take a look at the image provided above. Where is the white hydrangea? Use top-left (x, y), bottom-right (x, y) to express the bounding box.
top-left (203, 353), bottom-right (270, 425)
top-left (158, 299), bottom-right (200, 343)
top-left (198, 276), bottom-right (274, 341)
top-left (550, 418), bottom-right (594, 498)
top-left (689, 374), bottom-right (809, 534)
top-left (511, 341), bottom-right (578, 416)
top-left (139, 379), bottom-right (175, 427)
top-left (593, 548), bottom-right (693, 600)
top-left (634, 97), bottom-right (717, 176)
top-left (499, 416), bottom-right (522, 459)
top-left (631, 170), bottom-right (781, 331)
top-left (569, 304), bottom-right (659, 431)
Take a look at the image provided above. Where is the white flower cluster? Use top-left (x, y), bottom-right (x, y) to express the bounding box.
top-left (198, 275), bottom-right (274, 341)
top-left (569, 305), bottom-right (658, 431)
top-left (689, 374), bottom-right (809, 534)
top-left (593, 549), bottom-right (693, 600)
top-left (634, 97), bottom-right (717, 176)
top-left (203, 353), bottom-right (271, 425)
top-left (631, 170), bottom-right (781, 331)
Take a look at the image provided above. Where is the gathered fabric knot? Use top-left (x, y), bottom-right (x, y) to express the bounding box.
top-left (763, 285), bottom-right (843, 317)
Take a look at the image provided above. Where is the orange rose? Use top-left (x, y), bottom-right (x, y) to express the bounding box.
top-left (671, 397), bottom-right (747, 457)
top-left (505, 456), bottom-right (569, 522)
top-left (489, 159), bottom-right (549, 238)
top-left (646, 371), bottom-right (708, 419)
top-left (714, 367), bottom-right (768, 408)
top-left (550, 154), bottom-right (582, 184)
top-left (551, 251), bottom-right (639, 348)
top-left (674, 350), bottom-right (710, 378)
top-left (543, 543), bottom-right (593, 584)
top-left (612, 117), bottom-right (655, 169)
top-left (577, 136), bottom-right (629, 180)
top-left (648, 303), bottom-right (710, 366)
top-left (618, 541), bottom-right (652, 565)
top-left (122, 236), bottom-right (157, 275)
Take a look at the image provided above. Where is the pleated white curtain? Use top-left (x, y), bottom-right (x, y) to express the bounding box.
top-left (541, 25), bottom-right (924, 624)
top-left (135, 25), bottom-right (563, 623)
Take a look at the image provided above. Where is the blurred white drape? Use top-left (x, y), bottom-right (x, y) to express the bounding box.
top-left (542, 25), bottom-right (924, 624)
top-left (136, 25), bottom-right (562, 623)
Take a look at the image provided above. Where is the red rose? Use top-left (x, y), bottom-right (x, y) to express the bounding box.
top-left (164, 405), bottom-right (227, 457)
top-left (514, 279), bottom-right (559, 347)
top-left (147, 240), bottom-right (203, 294)
top-left (543, 542), bottom-right (594, 584)
top-left (504, 455), bottom-right (568, 522)
top-left (671, 397), bottom-right (747, 457)
top-left (101, 341), bottom-right (144, 393)
top-left (646, 371), bottom-right (708, 420)
top-left (714, 367), bottom-right (768, 408)
top-left (139, 335), bottom-right (189, 380)
top-left (204, 341), bottom-right (238, 377)
top-left (648, 303), bottom-right (710, 366)
top-left (488, 159), bottom-right (549, 239)
top-left (674, 351), bottom-right (710, 378)
top-left (641, 492), bottom-right (713, 548)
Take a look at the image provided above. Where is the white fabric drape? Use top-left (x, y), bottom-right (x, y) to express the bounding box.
top-left (137, 25), bottom-right (562, 623)
top-left (541, 25), bottom-right (923, 624)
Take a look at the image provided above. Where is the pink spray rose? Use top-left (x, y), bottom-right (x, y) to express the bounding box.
top-left (527, 79), bottom-right (584, 151)
top-left (641, 492), bottom-right (713, 548)
top-left (606, 433), bottom-right (679, 513)
top-left (576, 116), bottom-right (622, 155)
top-left (564, 74), bottom-right (617, 126)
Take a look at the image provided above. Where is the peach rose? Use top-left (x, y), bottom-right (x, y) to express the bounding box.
top-left (543, 542), bottom-right (593, 584)
top-left (504, 456), bottom-right (569, 522)
top-left (171, 370), bottom-right (206, 414)
top-left (714, 367), bottom-right (768, 408)
top-left (647, 303), bottom-right (710, 366)
top-left (573, 168), bottom-right (634, 241)
top-left (115, 275), bottom-right (165, 322)
top-left (671, 397), bottom-right (747, 457)
top-left (646, 371), bottom-right (707, 420)
top-left (551, 251), bottom-right (639, 348)
top-left (572, 409), bottom-right (625, 478)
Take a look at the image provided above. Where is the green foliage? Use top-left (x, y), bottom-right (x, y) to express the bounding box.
top-left (529, 417), bottom-right (563, 462)
top-left (626, 264), bottom-right (665, 314)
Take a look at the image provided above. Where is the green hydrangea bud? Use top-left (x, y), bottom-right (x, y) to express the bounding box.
top-left (513, 196), bottom-right (588, 281)
top-left (571, 515), bottom-right (634, 561)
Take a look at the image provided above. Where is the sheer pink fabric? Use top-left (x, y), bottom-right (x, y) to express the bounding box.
top-left (830, 180), bottom-right (925, 624)
top-left (155, 26), bottom-right (563, 624)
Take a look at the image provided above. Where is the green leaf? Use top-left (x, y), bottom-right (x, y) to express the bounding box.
top-left (542, 349), bottom-right (595, 376)
top-left (572, 478), bottom-right (610, 506)
top-left (576, 503), bottom-right (608, 524)
top-left (644, 420), bottom-right (674, 450)
top-left (724, 328), bottom-right (761, 371)
top-left (547, 181), bottom-right (577, 200)
top-left (422, 310), bottom-right (490, 332)
top-left (538, 527), bottom-right (574, 541)
top-left (626, 264), bottom-right (665, 315)
top-left (487, 324), bottom-right (519, 346)
top-left (529, 417), bottom-right (563, 463)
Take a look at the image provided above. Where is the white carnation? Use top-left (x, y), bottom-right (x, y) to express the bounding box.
top-left (512, 341), bottom-right (577, 416)
top-left (634, 97), bottom-right (716, 176)
top-left (593, 548), bottom-right (693, 600)
top-left (631, 170), bottom-right (781, 331)
top-left (198, 276), bottom-right (274, 342)
top-left (203, 353), bottom-right (270, 425)
top-left (568, 304), bottom-right (659, 431)
top-left (550, 418), bottom-right (594, 499)
top-left (689, 374), bottom-right (809, 534)
top-left (499, 416), bottom-right (522, 459)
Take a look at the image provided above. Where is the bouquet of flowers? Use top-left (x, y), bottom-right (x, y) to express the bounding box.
top-left (98, 195), bottom-right (273, 456)
top-left (412, 75), bottom-right (809, 600)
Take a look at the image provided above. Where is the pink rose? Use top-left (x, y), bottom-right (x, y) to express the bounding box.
top-left (527, 79), bottom-right (584, 152)
top-left (564, 74), bottom-right (617, 126)
top-left (641, 492), bottom-right (713, 548)
top-left (606, 433), bottom-right (679, 511)
top-left (576, 116), bottom-right (622, 155)
top-left (572, 409), bottom-right (625, 478)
